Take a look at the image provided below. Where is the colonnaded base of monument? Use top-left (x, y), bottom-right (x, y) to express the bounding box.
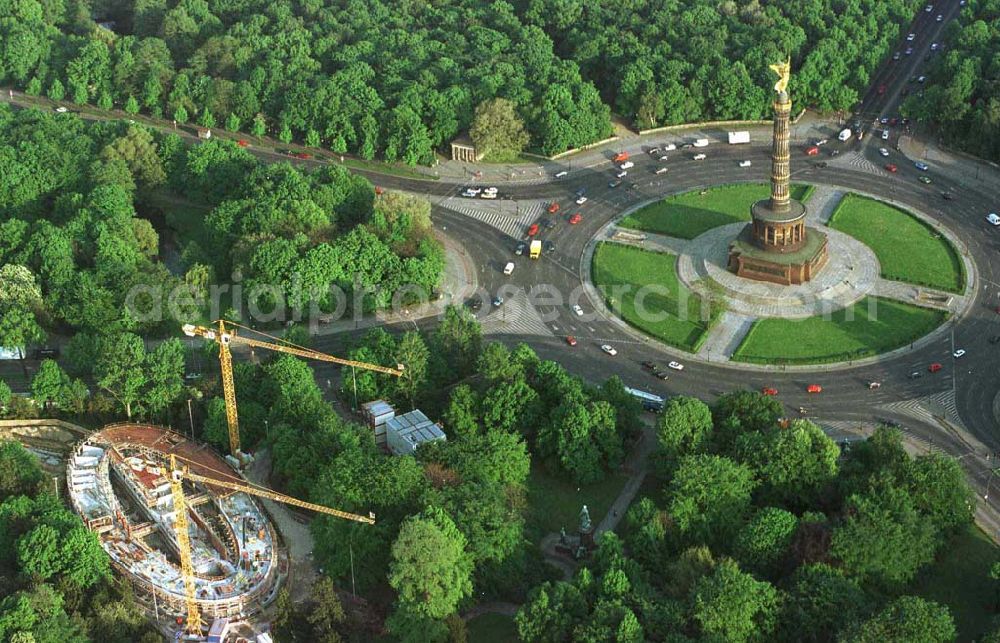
top-left (677, 222), bottom-right (881, 319)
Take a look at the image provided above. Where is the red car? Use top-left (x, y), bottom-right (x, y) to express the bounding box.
top-left (547, 202), bottom-right (560, 214)
top-left (527, 223), bottom-right (539, 236)
top-left (295, 152), bottom-right (312, 159)
top-left (878, 84), bottom-right (887, 95)
top-left (566, 335), bottom-right (577, 346)
top-left (375, 186), bottom-right (385, 195)
top-left (236, 139), bottom-right (249, 147)
top-left (806, 384), bottom-right (822, 393)
top-left (569, 213), bottom-right (582, 225)
top-left (885, 163), bottom-right (898, 173)
top-left (929, 362), bottom-right (942, 373)
top-left (761, 387), bottom-right (778, 396)
top-left (889, 117), bottom-right (898, 126)
top-left (613, 151), bottom-right (629, 162)
top-left (805, 146), bottom-right (819, 156)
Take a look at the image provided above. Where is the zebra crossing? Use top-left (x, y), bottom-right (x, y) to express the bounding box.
top-left (878, 389), bottom-right (966, 432)
top-left (480, 289), bottom-right (553, 337)
top-left (841, 151), bottom-right (885, 175)
top-left (440, 199), bottom-right (545, 239)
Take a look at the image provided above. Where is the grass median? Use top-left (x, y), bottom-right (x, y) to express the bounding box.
top-left (828, 193), bottom-right (963, 293)
top-left (619, 183), bottom-right (814, 239)
top-left (591, 242), bottom-right (720, 352)
top-left (731, 296), bottom-right (946, 365)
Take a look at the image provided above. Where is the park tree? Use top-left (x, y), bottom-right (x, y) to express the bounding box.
top-left (711, 390), bottom-right (783, 452)
top-left (733, 507), bottom-right (798, 578)
top-left (441, 384), bottom-right (479, 439)
top-left (781, 563), bottom-right (867, 643)
top-left (516, 579), bottom-right (589, 642)
top-left (830, 476), bottom-right (939, 591)
top-left (388, 507), bottom-right (473, 619)
top-left (904, 452), bottom-right (975, 534)
top-left (667, 454), bottom-right (756, 548)
top-left (100, 126), bottom-right (167, 187)
top-left (30, 359), bottom-right (71, 409)
top-left (124, 95), bottom-right (140, 115)
top-left (690, 559), bottom-right (780, 643)
top-left (656, 396), bottom-right (713, 469)
top-left (251, 113), bottom-right (266, 137)
top-left (0, 441), bottom-right (45, 499)
top-left (198, 107), bottom-right (215, 129)
top-left (143, 339), bottom-right (185, 418)
top-left (470, 98), bottom-right (530, 159)
top-left (94, 333), bottom-right (147, 419)
top-left (844, 596), bottom-right (955, 643)
top-left (225, 113), bottom-right (240, 132)
top-left (173, 105), bottom-right (188, 124)
top-left (395, 331), bottom-right (429, 407)
top-left (736, 420), bottom-right (839, 509)
top-left (307, 576), bottom-right (346, 643)
top-left (0, 265), bottom-right (45, 376)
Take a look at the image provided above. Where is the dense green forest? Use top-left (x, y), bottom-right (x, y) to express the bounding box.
top-left (904, 0), bottom-right (1000, 162)
top-left (516, 395), bottom-right (994, 642)
top-left (0, 440), bottom-right (162, 642)
top-left (0, 0), bottom-right (921, 160)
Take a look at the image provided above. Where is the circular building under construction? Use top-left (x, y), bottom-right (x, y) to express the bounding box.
top-left (66, 423), bottom-right (286, 626)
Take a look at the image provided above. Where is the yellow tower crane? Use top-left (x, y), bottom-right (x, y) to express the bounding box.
top-left (168, 453), bottom-right (375, 636)
top-left (182, 320), bottom-right (404, 459)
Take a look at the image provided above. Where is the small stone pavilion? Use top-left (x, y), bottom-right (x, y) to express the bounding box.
top-left (728, 60), bottom-right (828, 285)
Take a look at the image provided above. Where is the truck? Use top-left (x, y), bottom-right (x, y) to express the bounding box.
top-left (530, 240), bottom-right (542, 259)
top-left (838, 128), bottom-right (852, 142)
top-left (612, 151), bottom-right (629, 162)
top-left (727, 131), bottom-right (750, 144)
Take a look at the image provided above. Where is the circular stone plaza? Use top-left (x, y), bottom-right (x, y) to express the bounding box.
top-left (66, 424), bottom-right (284, 622)
top-left (591, 63), bottom-right (969, 366)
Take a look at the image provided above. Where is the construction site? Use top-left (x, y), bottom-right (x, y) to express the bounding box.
top-left (66, 423), bottom-right (285, 633)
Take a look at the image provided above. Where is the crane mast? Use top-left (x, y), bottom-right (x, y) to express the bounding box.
top-left (168, 456), bottom-right (375, 636)
top-left (182, 320), bottom-right (404, 459)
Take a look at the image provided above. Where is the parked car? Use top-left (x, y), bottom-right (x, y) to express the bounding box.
top-left (601, 344), bottom-right (618, 356)
top-left (953, 349), bottom-right (966, 358)
top-left (882, 129), bottom-right (890, 140)
top-left (941, 192), bottom-right (954, 200)
top-left (492, 295), bottom-right (504, 307)
top-left (572, 305), bottom-right (584, 316)
top-left (565, 335), bottom-right (577, 346)
top-left (739, 160), bottom-right (752, 168)
top-left (885, 163), bottom-right (898, 173)
top-left (554, 170), bottom-right (568, 178)
top-left (692, 153), bottom-right (706, 160)
top-left (663, 143), bottom-right (677, 151)
top-left (527, 223), bottom-right (539, 236)
top-left (548, 202), bottom-right (560, 214)
top-left (503, 262), bottom-right (515, 275)
top-left (609, 179), bottom-right (623, 188)
top-left (805, 146), bottom-right (820, 156)
top-left (918, 176), bottom-right (932, 184)
top-left (655, 167), bottom-right (668, 174)
top-left (987, 213), bottom-right (1000, 226)
top-left (667, 361), bottom-right (684, 371)
top-left (615, 170), bottom-right (627, 178)
top-left (575, 196), bottom-right (588, 205)
top-left (543, 240), bottom-right (555, 252)
top-left (914, 161), bottom-right (929, 171)
top-left (619, 161), bottom-right (634, 169)
top-left (879, 147), bottom-right (890, 157)
top-left (569, 213), bottom-right (582, 224)
top-left (907, 32), bottom-right (916, 41)
top-left (514, 242), bottom-right (527, 256)
top-left (237, 139), bottom-right (250, 147)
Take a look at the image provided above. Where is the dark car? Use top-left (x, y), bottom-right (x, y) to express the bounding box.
top-left (813, 161), bottom-right (828, 168)
top-left (542, 218), bottom-right (557, 230)
top-left (990, 335), bottom-right (1000, 345)
top-left (941, 192), bottom-right (954, 200)
top-left (515, 242), bottom-right (527, 256)
top-left (641, 360), bottom-right (657, 370)
top-left (575, 187), bottom-right (587, 197)
top-left (656, 371), bottom-right (670, 380)
top-left (543, 240), bottom-right (555, 252)
top-left (32, 347), bottom-right (60, 360)
top-left (465, 297), bottom-right (482, 312)
top-left (908, 371), bottom-right (922, 379)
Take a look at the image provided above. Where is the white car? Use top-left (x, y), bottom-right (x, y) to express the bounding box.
top-left (484, 186), bottom-right (497, 193)
top-left (668, 361), bottom-right (684, 371)
top-left (936, 13), bottom-right (943, 21)
top-left (575, 196), bottom-right (588, 205)
top-left (619, 161), bottom-right (634, 169)
top-left (464, 187), bottom-right (481, 195)
top-left (739, 160), bottom-right (752, 168)
top-left (881, 129), bottom-right (890, 140)
top-left (693, 153), bottom-right (706, 161)
top-left (930, 42), bottom-right (939, 51)
top-left (480, 191), bottom-right (497, 199)
top-left (503, 262), bottom-right (514, 275)
top-left (953, 349), bottom-right (966, 359)
top-left (987, 213), bottom-right (1000, 226)
top-left (655, 167), bottom-right (668, 174)
top-left (54, 106), bottom-right (68, 113)
top-left (663, 143), bottom-right (677, 151)
top-left (601, 344), bottom-right (618, 356)
top-left (572, 304), bottom-right (584, 316)
top-left (648, 147), bottom-right (660, 155)
top-left (616, 170), bottom-right (628, 178)
top-left (878, 147), bottom-right (890, 157)
top-left (659, 155), bottom-right (670, 161)
top-left (554, 170), bottom-right (568, 178)
top-left (925, 3), bottom-right (932, 11)
top-left (907, 32), bottom-right (916, 41)
top-left (815, 139), bottom-right (828, 146)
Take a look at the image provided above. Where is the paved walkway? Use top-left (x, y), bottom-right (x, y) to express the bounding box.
top-left (695, 311), bottom-right (755, 362)
top-left (805, 185), bottom-right (846, 224)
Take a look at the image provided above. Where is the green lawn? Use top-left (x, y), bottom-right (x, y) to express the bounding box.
top-left (591, 242), bottom-right (720, 352)
top-left (910, 525), bottom-right (1000, 641)
top-left (731, 296), bottom-right (946, 365)
top-left (526, 462), bottom-right (627, 537)
top-left (619, 183), bottom-right (814, 239)
top-left (467, 613), bottom-right (519, 643)
top-left (828, 194), bottom-right (964, 293)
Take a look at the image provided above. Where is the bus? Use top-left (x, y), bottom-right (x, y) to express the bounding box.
top-left (625, 386), bottom-right (665, 412)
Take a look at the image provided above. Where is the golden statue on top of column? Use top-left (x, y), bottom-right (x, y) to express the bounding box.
top-left (769, 58), bottom-right (791, 94)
